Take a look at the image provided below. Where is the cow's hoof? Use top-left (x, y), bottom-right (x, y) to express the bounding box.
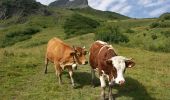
top-left (100, 96), bottom-right (105, 100)
top-left (109, 95), bottom-right (114, 100)
top-left (72, 83), bottom-right (76, 88)
top-left (109, 97), bottom-right (114, 100)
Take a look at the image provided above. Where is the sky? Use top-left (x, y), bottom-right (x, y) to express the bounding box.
top-left (36, 0), bottom-right (170, 18)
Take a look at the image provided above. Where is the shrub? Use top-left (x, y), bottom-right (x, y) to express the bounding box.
top-left (159, 13), bottom-right (170, 20)
top-left (150, 22), bottom-right (159, 28)
top-left (150, 22), bottom-right (170, 28)
top-left (161, 30), bottom-right (170, 37)
top-left (63, 14), bottom-right (100, 38)
top-left (95, 25), bottom-right (129, 43)
top-left (151, 34), bottom-right (157, 40)
top-left (125, 28), bottom-right (135, 33)
top-left (0, 26), bottom-right (40, 47)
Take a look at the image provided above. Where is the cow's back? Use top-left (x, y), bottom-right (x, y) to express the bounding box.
top-left (46, 37), bottom-right (72, 62)
top-left (89, 41), bottom-right (107, 69)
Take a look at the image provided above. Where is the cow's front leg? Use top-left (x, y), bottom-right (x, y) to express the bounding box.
top-left (108, 84), bottom-right (114, 100)
top-left (68, 67), bottom-right (75, 87)
top-left (69, 70), bottom-right (75, 87)
top-left (100, 75), bottom-right (106, 100)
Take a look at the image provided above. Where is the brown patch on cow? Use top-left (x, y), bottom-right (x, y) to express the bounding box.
top-left (89, 41), bottom-right (117, 79)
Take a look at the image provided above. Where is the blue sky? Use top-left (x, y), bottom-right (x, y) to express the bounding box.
top-left (36, 0), bottom-right (170, 18)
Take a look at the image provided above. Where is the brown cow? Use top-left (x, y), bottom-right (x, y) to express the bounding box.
top-left (45, 37), bottom-right (88, 87)
top-left (89, 40), bottom-right (135, 100)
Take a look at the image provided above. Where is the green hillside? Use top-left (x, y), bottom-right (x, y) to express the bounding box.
top-left (0, 1), bottom-right (170, 100)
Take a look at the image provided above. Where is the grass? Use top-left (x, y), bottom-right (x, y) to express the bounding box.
top-left (0, 32), bottom-right (170, 100)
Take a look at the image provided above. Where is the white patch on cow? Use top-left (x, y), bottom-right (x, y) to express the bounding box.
top-left (100, 75), bottom-right (106, 88)
top-left (110, 56), bottom-right (126, 84)
top-left (94, 68), bottom-right (98, 71)
top-left (96, 40), bottom-right (107, 45)
top-left (72, 64), bottom-right (77, 69)
top-left (60, 62), bottom-right (76, 70)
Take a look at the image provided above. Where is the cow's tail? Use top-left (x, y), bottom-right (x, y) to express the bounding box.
top-left (44, 55), bottom-right (48, 74)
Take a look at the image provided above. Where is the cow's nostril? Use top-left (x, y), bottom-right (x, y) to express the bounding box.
top-left (85, 61), bottom-right (88, 64)
top-left (119, 80), bottom-right (125, 85)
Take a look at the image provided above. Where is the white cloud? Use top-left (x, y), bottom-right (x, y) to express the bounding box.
top-left (108, 2), bottom-right (132, 14)
top-left (36, 0), bottom-right (56, 5)
top-left (138, 0), bottom-right (154, 5)
top-left (149, 6), bottom-right (170, 17)
top-left (120, 6), bottom-right (132, 14)
top-left (145, 0), bottom-right (164, 7)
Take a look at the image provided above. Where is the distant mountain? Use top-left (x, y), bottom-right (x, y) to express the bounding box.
top-left (49, 0), bottom-right (88, 8)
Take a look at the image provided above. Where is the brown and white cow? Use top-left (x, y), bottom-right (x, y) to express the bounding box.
top-left (44, 37), bottom-right (88, 87)
top-left (89, 40), bottom-right (135, 100)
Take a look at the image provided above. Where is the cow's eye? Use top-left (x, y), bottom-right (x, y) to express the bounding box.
top-left (77, 53), bottom-right (80, 56)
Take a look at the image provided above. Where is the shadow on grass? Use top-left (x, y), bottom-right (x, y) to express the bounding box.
top-left (73, 71), bottom-right (100, 88)
top-left (112, 77), bottom-right (155, 100)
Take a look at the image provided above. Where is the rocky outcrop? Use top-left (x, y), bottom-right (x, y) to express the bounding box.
top-left (49, 0), bottom-right (88, 8)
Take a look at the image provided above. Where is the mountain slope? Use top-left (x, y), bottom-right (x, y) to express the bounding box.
top-left (0, 0), bottom-right (49, 20)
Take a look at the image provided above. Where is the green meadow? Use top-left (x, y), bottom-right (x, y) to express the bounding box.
top-left (0, 7), bottom-right (170, 100)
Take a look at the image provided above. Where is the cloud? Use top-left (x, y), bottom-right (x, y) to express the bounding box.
top-left (36, 0), bottom-right (56, 5)
top-left (138, 0), bottom-right (154, 5)
top-left (149, 5), bottom-right (170, 17)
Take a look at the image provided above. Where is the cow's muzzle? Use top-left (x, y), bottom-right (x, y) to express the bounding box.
top-left (83, 61), bottom-right (88, 65)
top-left (119, 80), bottom-right (125, 86)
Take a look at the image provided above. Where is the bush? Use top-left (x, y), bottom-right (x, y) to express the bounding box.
top-left (150, 22), bottom-right (159, 28)
top-left (95, 25), bottom-right (129, 43)
top-left (159, 13), bottom-right (170, 20)
top-left (63, 14), bottom-right (100, 38)
top-left (125, 28), bottom-right (135, 33)
top-left (151, 34), bottom-right (157, 40)
top-left (0, 26), bottom-right (40, 47)
top-left (150, 22), bottom-right (170, 28)
top-left (161, 30), bottom-right (170, 37)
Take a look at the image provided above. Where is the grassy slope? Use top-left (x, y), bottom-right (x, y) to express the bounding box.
top-left (0, 25), bottom-right (170, 99)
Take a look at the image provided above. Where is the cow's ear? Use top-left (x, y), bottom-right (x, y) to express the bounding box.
top-left (125, 58), bottom-right (135, 68)
top-left (84, 51), bottom-right (89, 55)
top-left (70, 52), bottom-right (75, 56)
top-left (106, 59), bottom-right (112, 64)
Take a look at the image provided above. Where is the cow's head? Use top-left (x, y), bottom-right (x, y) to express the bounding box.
top-left (107, 56), bottom-right (135, 85)
top-left (71, 46), bottom-right (88, 65)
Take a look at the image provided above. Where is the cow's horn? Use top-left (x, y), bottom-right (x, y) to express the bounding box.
top-left (73, 45), bottom-right (76, 50)
top-left (125, 57), bottom-right (133, 60)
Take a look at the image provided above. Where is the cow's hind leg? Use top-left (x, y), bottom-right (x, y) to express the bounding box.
top-left (68, 67), bottom-right (75, 88)
top-left (44, 57), bottom-right (49, 74)
top-left (55, 62), bottom-right (62, 85)
top-left (91, 68), bottom-right (95, 87)
top-left (100, 75), bottom-right (106, 100)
